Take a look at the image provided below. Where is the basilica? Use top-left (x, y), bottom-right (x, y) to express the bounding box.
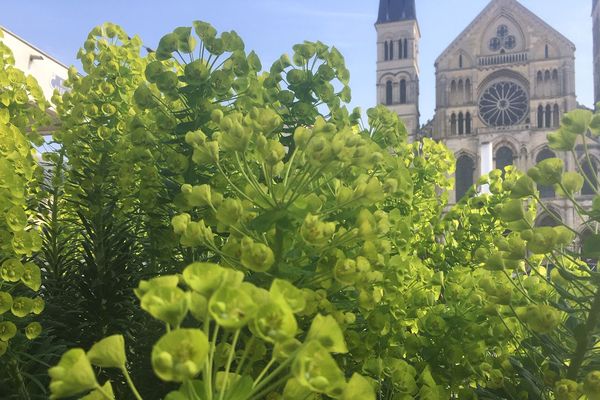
top-left (376, 0), bottom-right (600, 230)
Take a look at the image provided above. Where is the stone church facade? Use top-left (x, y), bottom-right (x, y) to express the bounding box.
top-left (377, 0), bottom-right (600, 231)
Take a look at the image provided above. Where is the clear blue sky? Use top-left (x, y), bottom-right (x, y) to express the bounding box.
top-left (1, 0), bottom-right (594, 123)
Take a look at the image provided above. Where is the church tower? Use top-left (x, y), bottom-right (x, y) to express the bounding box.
top-left (593, 0), bottom-right (600, 106)
top-left (376, 0), bottom-right (420, 140)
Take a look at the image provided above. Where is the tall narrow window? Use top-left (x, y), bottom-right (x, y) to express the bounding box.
top-left (582, 159), bottom-right (598, 195)
top-left (400, 79), bottom-right (407, 104)
top-left (403, 38), bottom-right (408, 59)
top-left (458, 112), bottom-right (465, 135)
top-left (465, 112), bottom-right (472, 134)
top-left (459, 54), bottom-right (463, 68)
top-left (536, 149), bottom-right (557, 198)
top-left (545, 44), bottom-right (549, 59)
top-left (537, 71), bottom-right (543, 82)
top-left (496, 146), bottom-right (514, 173)
top-left (456, 155), bottom-right (475, 201)
top-left (545, 104), bottom-right (552, 128)
top-left (458, 80), bottom-right (464, 103)
top-left (465, 79), bottom-right (472, 102)
top-left (553, 104), bottom-right (560, 127)
top-left (389, 41), bottom-right (394, 60)
top-left (537, 105), bottom-right (544, 128)
top-left (545, 70), bottom-right (551, 81)
top-left (384, 41), bottom-right (389, 61)
top-left (398, 40), bottom-right (403, 60)
top-left (450, 113), bottom-right (457, 135)
top-left (552, 69), bottom-right (558, 80)
top-left (385, 80), bottom-right (393, 105)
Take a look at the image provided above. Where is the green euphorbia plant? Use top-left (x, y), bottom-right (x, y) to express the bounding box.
top-left (48, 262), bottom-right (375, 400)
top-left (0, 30), bottom-right (47, 357)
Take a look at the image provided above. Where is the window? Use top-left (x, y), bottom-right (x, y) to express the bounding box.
top-left (459, 54), bottom-right (463, 68)
top-left (398, 40), bottom-right (403, 59)
top-left (458, 112), bottom-right (464, 135)
top-left (537, 71), bottom-right (543, 82)
top-left (456, 155), bottom-right (475, 201)
top-left (545, 44), bottom-right (549, 59)
top-left (400, 80), bottom-right (407, 104)
top-left (552, 69), bottom-right (558, 80)
top-left (384, 41), bottom-right (389, 61)
top-left (390, 40), bottom-right (394, 60)
top-left (496, 146), bottom-right (514, 172)
top-left (450, 80), bottom-right (457, 95)
top-left (451, 113), bottom-right (457, 135)
top-left (465, 79), bottom-right (472, 101)
top-left (536, 148), bottom-right (557, 198)
top-left (553, 104), bottom-right (560, 127)
top-left (545, 104), bottom-right (552, 128)
top-left (478, 81), bottom-right (529, 127)
top-left (544, 70), bottom-right (551, 81)
top-left (537, 213), bottom-right (560, 227)
top-left (386, 80), bottom-right (393, 105)
top-left (582, 159), bottom-right (598, 195)
top-left (537, 105), bottom-right (544, 128)
top-left (403, 38), bottom-right (408, 58)
top-left (465, 112), bottom-right (472, 134)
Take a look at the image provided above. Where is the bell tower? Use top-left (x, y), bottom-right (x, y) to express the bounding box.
top-left (376, 0), bottom-right (420, 140)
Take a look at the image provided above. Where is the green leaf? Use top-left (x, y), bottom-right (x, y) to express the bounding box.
top-left (342, 374), bottom-right (375, 400)
top-left (583, 234), bottom-right (600, 259)
top-left (80, 381), bottom-right (115, 400)
top-left (561, 109), bottom-right (593, 135)
top-left (87, 335), bottom-right (127, 369)
top-left (306, 314), bottom-right (348, 353)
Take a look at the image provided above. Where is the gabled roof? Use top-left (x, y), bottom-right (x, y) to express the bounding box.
top-left (435, 0), bottom-right (575, 66)
top-left (377, 0), bottom-right (416, 24)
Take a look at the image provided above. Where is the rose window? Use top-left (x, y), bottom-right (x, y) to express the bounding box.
top-left (478, 81), bottom-right (529, 127)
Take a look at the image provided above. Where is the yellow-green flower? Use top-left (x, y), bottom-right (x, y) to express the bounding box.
top-left (209, 285), bottom-right (258, 328)
top-left (11, 296), bottom-right (34, 317)
top-left (151, 329), bottom-right (209, 382)
top-left (87, 335), bottom-right (126, 369)
top-left (21, 262), bottom-right (41, 291)
top-left (0, 291), bottom-right (13, 314)
top-left (25, 322), bottom-right (42, 340)
top-left (49, 348), bottom-right (98, 399)
top-left (292, 341), bottom-right (346, 397)
top-left (0, 321), bottom-right (17, 341)
top-left (1, 258), bottom-right (24, 282)
top-left (141, 286), bottom-right (189, 328)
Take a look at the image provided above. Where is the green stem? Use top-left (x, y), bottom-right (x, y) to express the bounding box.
top-left (94, 383), bottom-right (114, 400)
top-left (567, 286), bottom-right (600, 379)
top-left (122, 367), bottom-right (143, 400)
top-left (218, 329), bottom-right (240, 400)
top-left (252, 358), bottom-right (276, 388)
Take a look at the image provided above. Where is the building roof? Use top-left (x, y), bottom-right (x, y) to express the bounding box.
top-left (377, 0), bottom-right (416, 24)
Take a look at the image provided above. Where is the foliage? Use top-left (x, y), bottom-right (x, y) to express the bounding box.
top-left (0, 17), bottom-right (599, 400)
top-left (0, 29), bottom-right (51, 398)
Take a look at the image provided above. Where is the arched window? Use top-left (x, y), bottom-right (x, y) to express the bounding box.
top-left (450, 113), bottom-right (457, 135)
top-left (553, 104), bottom-right (560, 127)
top-left (537, 71), bottom-right (543, 82)
top-left (450, 80), bottom-right (457, 94)
top-left (403, 38), bottom-right (408, 58)
top-left (384, 41), bottom-right (389, 61)
top-left (537, 105), bottom-right (544, 128)
top-left (537, 212), bottom-right (561, 227)
top-left (544, 70), bottom-right (551, 81)
top-left (465, 112), bottom-right (472, 134)
top-left (496, 146), bottom-right (514, 173)
top-left (456, 155), bottom-right (475, 201)
top-left (389, 41), bottom-right (394, 60)
top-left (459, 54), bottom-right (463, 68)
top-left (385, 80), bottom-right (393, 105)
top-left (552, 69), bottom-right (558, 80)
top-left (458, 112), bottom-right (465, 135)
top-left (536, 148), bottom-right (557, 198)
top-left (545, 104), bottom-right (552, 128)
top-left (400, 79), bottom-right (407, 104)
top-left (398, 40), bottom-right (403, 59)
top-left (465, 79), bottom-right (472, 101)
top-left (545, 44), bottom-right (549, 59)
top-left (582, 159), bottom-right (598, 195)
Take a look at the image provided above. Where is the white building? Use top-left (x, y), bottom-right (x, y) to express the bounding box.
top-left (1, 26), bottom-right (68, 107)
